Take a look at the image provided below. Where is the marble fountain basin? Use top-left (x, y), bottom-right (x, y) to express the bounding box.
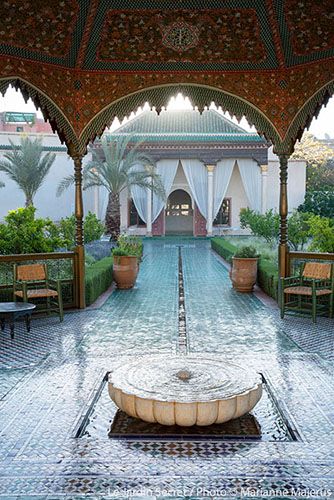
top-left (108, 355), bottom-right (262, 426)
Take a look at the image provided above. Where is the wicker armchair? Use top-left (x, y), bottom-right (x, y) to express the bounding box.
top-left (13, 263), bottom-right (64, 322)
top-left (280, 262), bottom-right (334, 323)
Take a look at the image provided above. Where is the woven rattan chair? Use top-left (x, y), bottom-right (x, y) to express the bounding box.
top-left (13, 263), bottom-right (63, 322)
top-left (280, 262), bottom-right (334, 323)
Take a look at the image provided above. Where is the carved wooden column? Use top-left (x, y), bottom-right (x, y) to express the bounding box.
top-left (70, 150), bottom-right (86, 309)
top-left (278, 154), bottom-right (289, 278)
top-left (206, 164), bottom-right (215, 236)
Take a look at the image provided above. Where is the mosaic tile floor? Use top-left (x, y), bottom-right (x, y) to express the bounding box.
top-left (0, 239), bottom-right (333, 499)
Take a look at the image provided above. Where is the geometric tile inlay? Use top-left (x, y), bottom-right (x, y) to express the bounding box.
top-left (0, 238), bottom-right (333, 497)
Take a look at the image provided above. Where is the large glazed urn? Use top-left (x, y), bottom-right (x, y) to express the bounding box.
top-left (230, 257), bottom-right (258, 293)
top-left (113, 255), bottom-right (138, 289)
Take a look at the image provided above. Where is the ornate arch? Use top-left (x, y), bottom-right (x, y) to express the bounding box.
top-left (0, 77), bottom-right (79, 150)
top-left (79, 83), bottom-right (282, 151)
top-left (281, 79), bottom-right (334, 155)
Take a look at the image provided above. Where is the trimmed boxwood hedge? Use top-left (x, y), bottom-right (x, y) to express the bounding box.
top-left (85, 256), bottom-right (113, 306)
top-left (211, 237), bottom-right (278, 300)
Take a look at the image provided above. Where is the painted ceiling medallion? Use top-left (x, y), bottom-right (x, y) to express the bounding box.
top-left (162, 21), bottom-right (200, 53)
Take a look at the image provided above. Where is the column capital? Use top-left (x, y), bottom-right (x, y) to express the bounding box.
top-left (260, 164), bottom-right (268, 174)
top-left (206, 164), bottom-right (215, 173)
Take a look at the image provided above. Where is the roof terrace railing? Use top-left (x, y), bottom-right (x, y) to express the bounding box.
top-left (288, 250), bottom-right (334, 276)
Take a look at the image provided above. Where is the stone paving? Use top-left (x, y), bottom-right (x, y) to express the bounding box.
top-left (0, 239), bottom-right (333, 499)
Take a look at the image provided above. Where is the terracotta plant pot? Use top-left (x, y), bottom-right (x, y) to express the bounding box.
top-left (113, 255), bottom-right (138, 289)
top-left (230, 257), bottom-right (258, 292)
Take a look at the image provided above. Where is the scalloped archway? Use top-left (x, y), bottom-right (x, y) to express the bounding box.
top-left (79, 83), bottom-right (282, 153)
top-left (0, 77), bottom-right (78, 150)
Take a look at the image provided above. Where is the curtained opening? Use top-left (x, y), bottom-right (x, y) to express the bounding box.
top-left (165, 189), bottom-right (193, 235)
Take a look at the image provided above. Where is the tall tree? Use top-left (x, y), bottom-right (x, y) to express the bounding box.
top-left (57, 134), bottom-right (165, 239)
top-left (292, 132), bottom-right (334, 190)
top-left (0, 137), bottom-right (56, 206)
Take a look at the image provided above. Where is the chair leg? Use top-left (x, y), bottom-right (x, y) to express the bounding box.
top-left (279, 281), bottom-right (285, 319)
top-left (312, 291), bottom-right (317, 324)
top-left (329, 294), bottom-right (333, 319)
top-left (57, 288), bottom-right (64, 322)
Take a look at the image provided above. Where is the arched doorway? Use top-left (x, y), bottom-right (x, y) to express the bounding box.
top-left (165, 189), bottom-right (193, 235)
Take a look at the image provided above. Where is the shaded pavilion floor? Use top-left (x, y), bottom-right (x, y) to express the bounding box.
top-left (0, 239), bottom-right (333, 499)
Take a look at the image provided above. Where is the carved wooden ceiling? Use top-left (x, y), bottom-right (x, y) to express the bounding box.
top-left (0, 0), bottom-right (333, 154)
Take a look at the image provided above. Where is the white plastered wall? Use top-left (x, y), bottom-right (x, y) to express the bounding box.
top-left (267, 146), bottom-right (306, 212)
top-left (0, 132), bottom-right (96, 221)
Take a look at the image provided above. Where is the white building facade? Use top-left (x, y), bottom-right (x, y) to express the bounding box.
top-left (0, 110), bottom-right (306, 236)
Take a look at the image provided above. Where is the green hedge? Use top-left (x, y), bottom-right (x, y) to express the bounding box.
top-left (211, 238), bottom-right (236, 263)
top-left (211, 237), bottom-right (279, 301)
top-left (257, 258), bottom-right (279, 301)
top-left (85, 256), bottom-right (113, 306)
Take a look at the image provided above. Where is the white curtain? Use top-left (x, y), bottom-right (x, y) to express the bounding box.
top-left (152, 159), bottom-right (179, 222)
top-left (237, 159), bottom-right (262, 213)
top-left (181, 159), bottom-right (208, 218)
top-left (130, 164), bottom-right (147, 223)
top-left (213, 159), bottom-right (235, 220)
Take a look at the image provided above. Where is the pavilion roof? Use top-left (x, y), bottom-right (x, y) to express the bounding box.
top-left (111, 109), bottom-right (265, 143)
top-left (0, 1), bottom-right (333, 154)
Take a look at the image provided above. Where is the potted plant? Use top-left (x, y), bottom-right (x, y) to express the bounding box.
top-left (112, 236), bottom-right (143, 289)
top-left (230, 245), bottom-right (259, 293)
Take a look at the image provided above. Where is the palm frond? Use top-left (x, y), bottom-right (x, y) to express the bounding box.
top-left (0, 136), bottom-right (55, 204)
top-left (56, 175), bottom-right (75, 197)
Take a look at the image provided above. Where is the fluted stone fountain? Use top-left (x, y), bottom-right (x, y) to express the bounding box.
top-left (108, 355), bottom-right (262, 426)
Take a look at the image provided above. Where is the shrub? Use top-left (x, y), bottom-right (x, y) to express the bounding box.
top-left (234, 245), bottom-right (259, 258)
top-left (84, 212), bottom-right (105, 243)
top-left (287, 210), bottom-right (312, 251)
top-left (240, 208), bottom-right (279, 246)
top-left (59, 212), bottom-right (105, 250)
top-left (211, 237), bottom-right (236, 263)
top-left (113, 235), bottom-right (143, 259)
top-left (308, 215), bottom-right (334, 253)
top-left (85, 256), bottom-right (113, 306)
top-left (0, 206), bottom-right (65, 255)
top-left (298, 190), bottom-right (334, 219)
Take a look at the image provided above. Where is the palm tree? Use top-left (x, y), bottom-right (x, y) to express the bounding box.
top-left (0, 137), bottom-right (56, 207)
top-left (57, 134), bottom-right (165, 239)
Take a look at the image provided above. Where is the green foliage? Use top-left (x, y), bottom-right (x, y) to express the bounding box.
top-left (258, 258), bottom-right (279, 300)
top-left (308, 215), bottom-right (334, 253)
top-left (292, 132), bottom-right (334, 190)
top-left (287, 210), bottom-right (312, 251)
top-left (0, 136), bottom-right (55, 206)
top-left (0, 206), bottom-right (65, 255)
top-left (58, 212), bottom-right (105, 250)
top-left (240, 208), bottom-right (315, 252)
top-left (240, 208), bottom-right (279, 246)
top-left (58, 214), bottom-right (76, 249)
top-left (113, 234), bottom-right (143, 259)
top-left (298, 190), bottom-right (334, 219)
top-left (112, 247), bottom-right (130, 257)
top-left (57, 134), bottom-right (165, 238)
top-left (84, 212), bottom-right (105, 242)
top-left (211, 238), bottom-right (236, 263)
top-left (85, 256), bottom-right (113, 306)
top-left (234, 245), bottom-right (259, 258)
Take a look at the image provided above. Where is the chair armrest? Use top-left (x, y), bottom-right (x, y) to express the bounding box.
top-left (302, 278), bottom-right (331, 288)
top-left (280, 276), bottom-right (301, 286)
